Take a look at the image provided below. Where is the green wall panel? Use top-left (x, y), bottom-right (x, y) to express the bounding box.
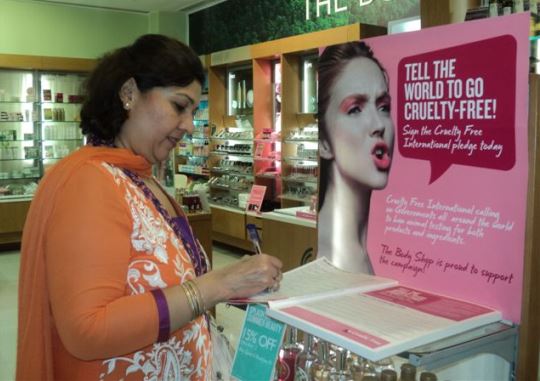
top-left (0, 0), bottom-right (186, 59)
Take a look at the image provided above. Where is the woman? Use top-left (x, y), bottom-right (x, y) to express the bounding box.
top-left (317, 41), bottom-right (394, 273)
top-left (17, 34), bottom-right (282, 381)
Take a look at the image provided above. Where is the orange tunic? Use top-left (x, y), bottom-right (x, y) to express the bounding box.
top-left (17, 146), bottom-right (211, 381)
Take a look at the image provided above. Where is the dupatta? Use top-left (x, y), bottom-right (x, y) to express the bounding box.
top-left (16, 146), bottom-right (151, 381)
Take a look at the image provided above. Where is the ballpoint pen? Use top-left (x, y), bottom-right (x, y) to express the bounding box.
top-left (246, 223), bottom-right (262, 254)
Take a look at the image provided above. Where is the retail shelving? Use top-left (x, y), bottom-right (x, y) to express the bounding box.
top-left (0, 69), bottom-right (86, 201)
top-left (0, 54), bottom-right (94, 245)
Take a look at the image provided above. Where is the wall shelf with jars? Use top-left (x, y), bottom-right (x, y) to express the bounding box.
top-left (0, 69), bottom-right (86, 200)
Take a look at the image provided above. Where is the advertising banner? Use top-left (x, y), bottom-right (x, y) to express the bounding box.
top-left (317, 13), bottom-right (530, 323)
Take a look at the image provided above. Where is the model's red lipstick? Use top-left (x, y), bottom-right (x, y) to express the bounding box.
top-left (372, 142), bottom-right (391, 171)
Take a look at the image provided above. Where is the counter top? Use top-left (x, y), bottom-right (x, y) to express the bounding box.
top-left (261, 207), bottom-right (317, 228)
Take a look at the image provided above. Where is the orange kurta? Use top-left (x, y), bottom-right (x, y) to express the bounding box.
top-left (17, 146), bottom-right (211, 381)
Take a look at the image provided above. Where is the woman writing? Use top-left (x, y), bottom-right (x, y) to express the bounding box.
top-left (317, 41), bottom-right (395, 273)
top-left (17, 34), bottom-right (282, 381)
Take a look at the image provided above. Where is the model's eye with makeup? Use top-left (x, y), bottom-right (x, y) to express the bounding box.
top-left (377, 94), bottom-right (391, 114)
top-left (347, 105), bottom-right (363, 115)
top-left (378, 103), bottom-right (391, 113)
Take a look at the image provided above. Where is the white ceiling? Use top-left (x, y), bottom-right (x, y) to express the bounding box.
top-left (25, 0), bottom-right (223, 13)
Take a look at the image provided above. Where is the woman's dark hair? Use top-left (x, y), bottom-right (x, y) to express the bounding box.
top-left (80, 34), bottom-right (205, 141)
top-left (317, 41), bottom-right (387, 210)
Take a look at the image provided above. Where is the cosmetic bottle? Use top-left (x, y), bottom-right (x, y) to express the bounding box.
top-left (399, 363), bottom-right (417, 381)
top-left (502, 0), bottom-right (514, 14)
top-left (295, 334), bottom-right (317, 380)
top-left (380, 369), bottom-right (398, 381)
top-left (373, 356), bottom-right (395, 375)
top-left (488, 0), bottom-right (498, 16)
top-left (311, 340), bottom-right (334, 381)
top-left (277, 327), bottom-right (303, 381)
top-left (419, 371), bottom-right (438, 381)
top-left (328, 348), bottom-right (353, 381)
top-left (348, 354), bottom-right (376, 381)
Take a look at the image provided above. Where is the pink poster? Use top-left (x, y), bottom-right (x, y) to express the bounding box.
top-left (317, 14), bottom-right (530, 323)
top-left (363, 14), bottom-right (530, 323)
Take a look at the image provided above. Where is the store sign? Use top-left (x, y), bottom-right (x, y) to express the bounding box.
top-left (189, 0), bottom-right (418, 55)
top-left (231, 304), bottom-right (286, 381)
top-left (305, 0), bottom-right (394, 20)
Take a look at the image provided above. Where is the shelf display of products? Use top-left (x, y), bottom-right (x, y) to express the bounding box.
top-left (274, 326), bottom-right (437, 381)
top-left (174, 94), bottom-right (211, 179)
top-left (0, 70), bottom-right (85, 199)
top-left (208, 64), bottom-right (256, 209)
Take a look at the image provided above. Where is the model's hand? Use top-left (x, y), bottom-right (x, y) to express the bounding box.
top-left (199, 254), bottom-right (283, 302)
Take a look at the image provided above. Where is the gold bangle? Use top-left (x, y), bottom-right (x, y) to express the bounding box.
top-left (188, 280), bottom-right (206, 314)
top-left (181, 282), bottom-right (198, 320)
top-left (182, 280), bottom-right (206, 319)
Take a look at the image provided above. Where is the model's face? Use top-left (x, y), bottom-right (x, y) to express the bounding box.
top-left (323, 57), bottom-right (394, 189)
top-left (116, 80), bottom-right (201, 164)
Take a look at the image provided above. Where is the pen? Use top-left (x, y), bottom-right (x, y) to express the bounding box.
top-left (246, 223), bottom-right (262, 254)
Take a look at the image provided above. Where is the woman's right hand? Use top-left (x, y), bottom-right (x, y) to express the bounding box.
top-left (196, 254), bottom-right (283, 304)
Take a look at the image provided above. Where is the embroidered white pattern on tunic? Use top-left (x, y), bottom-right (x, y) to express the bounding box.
top-left (97, 163), bottom-right (210, 381)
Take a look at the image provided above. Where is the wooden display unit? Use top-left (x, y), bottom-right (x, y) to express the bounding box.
top-left (0, 199), bottom-right (30, 246)
top-left (207, 23), bottom-right (386, 249)
top-left (261, 216), bottom-right (317, 272)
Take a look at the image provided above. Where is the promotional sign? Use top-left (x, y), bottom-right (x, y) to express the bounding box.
top-left (317, 13), bottom-right (530, 323)
top-left (365, 14), bottom-right (530, 323)
top-left (246, 185), bottom-right (267, 213)
top-left (231, 304), bottom-right (286, 381)
top-left (189, 0), bottom-right (419, 54)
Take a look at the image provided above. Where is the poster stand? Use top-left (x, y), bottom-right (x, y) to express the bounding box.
top-left (387, 72), bottom-right (540, 380)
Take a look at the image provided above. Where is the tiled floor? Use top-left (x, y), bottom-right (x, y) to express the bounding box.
top-left (0, 243), bottom-right (247, 381)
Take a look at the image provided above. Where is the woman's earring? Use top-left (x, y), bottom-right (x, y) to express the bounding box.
top-left (124, 102), bottom-right (131, 110)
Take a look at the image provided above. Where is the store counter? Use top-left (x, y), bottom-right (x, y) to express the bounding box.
top-left (260, 207), bottom-right (317, 272)
top-left (0, 198), bottom-right (31, 246)
top-left (186, 211), bottom-right (213, 264)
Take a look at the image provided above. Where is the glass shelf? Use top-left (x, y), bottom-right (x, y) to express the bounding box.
top-left (177, 170), bottom-right (209, 178)
top-left (0, 101), bottom-right (35, 104)
top-left (211, 150), bottom-right (253, 157)
top-left (41, 138), bottom-right (83, 142)
top-left (39, 101), bottom-right (82, 105)
top-left (211, 137), bottom-right (253, 142)
top-left (0, 158), bottom-right (38, 162)
top-left (284, 138), bottom-right (318, 144)
top-left (282, 176), bottom-right (318, 184)
top-left (176, 153), bottom-right (209, 159)
top-left (211, 169), bottom-right (253, 179)
top-left (402, 322), bottom-right (517, 374)
top-left (38, 120), bottom-right (80, 124)
top-left (0, 175), bottom-right (40, 180)
top-left (284, 156), bottom-right (318, 162)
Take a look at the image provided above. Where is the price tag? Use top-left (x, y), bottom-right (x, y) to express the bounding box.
top-left (231, 304), bottom-right (286, 381)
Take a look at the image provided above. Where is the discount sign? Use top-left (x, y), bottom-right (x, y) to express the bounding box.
top-left (397, 35), bottom-right (517, 184)
top-left (231, 304), bottom-right (286, 381)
